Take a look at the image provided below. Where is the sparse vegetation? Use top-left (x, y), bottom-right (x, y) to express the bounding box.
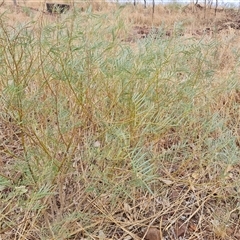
top-left (0, 2), bottom-right (240, 240)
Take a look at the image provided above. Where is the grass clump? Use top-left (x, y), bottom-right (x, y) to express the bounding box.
top-left (0, 6), bottom-right (240, 240)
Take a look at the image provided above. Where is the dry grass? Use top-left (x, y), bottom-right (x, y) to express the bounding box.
top-left (0, 2), bottom-right (240, 240)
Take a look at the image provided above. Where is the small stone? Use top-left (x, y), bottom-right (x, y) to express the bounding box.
top-left (145, 227), bottom-right (161, 240)
top-left (93, 141), bottom-right (101, 148)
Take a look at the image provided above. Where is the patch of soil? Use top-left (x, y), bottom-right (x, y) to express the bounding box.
top-left (124, 7), bottom-right (240, 42)
top-left (216, 18), bottom-right (240, 31)
top-left (125, 26), bottom-right (178, 42)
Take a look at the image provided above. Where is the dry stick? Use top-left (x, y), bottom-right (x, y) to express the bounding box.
top-left (159, 216), bottom-right (163, 240)
top-left (24, 128), bottom-right (53, 163)
top-left (196, 200), bottom-right (205, 237)
top-left (152, 0), bottom-right (155, 25)
top-left (74, 221), bottom-right (103, 238)
top-left (204, 0), bottom-right (207, 19)
top-left (215, 0), bottom-right (218, 16)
